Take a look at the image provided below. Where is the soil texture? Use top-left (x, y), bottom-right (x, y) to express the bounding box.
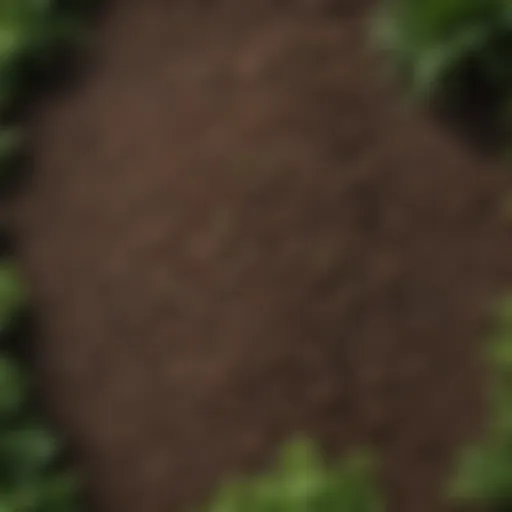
top-left (4, 0), bottom-right (512, 511)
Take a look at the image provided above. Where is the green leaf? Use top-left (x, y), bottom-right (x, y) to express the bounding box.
top-left (494, 296), bottom-right (512, 327)
top-left (488, 332), bottom-right (512, 368)
top-left (205, 440), bottom-right (382, 511)
top-left (0, 423), bottom-right (61, 485)
top-left (450, 444), bottom-right (512, 504)
top-left (0, 24), bottom-right (28, 66)
top-left (277, 437), bottom-right (324, 476)
top-left (0, 485), bottom-right (41, 511)
top-left (208, 480), bottom-right (248, 512)
top-left (450, 294), bottom-right (512, 508)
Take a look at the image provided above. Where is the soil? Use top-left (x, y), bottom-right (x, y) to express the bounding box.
top-left (3, 0), bottom-right (512, 511)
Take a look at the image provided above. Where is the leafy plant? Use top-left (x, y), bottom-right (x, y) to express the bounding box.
top-left (0, 471), bottom-right (82, 512)
top-left (0, 1), bottom-right (92, 511)
top-left (0, 0), bottom-right (87, 104)
top-left (449, 296), bottom-right (512, 507)
top-left (0, 423), bottom-right (60, 485)
top-left (373, 0), bottom-right (512, 108)
top-left (203, 437), bottom-right (384, 512)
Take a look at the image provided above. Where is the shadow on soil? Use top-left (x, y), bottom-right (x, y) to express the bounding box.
top-left (433, 74), bottom-right (510, 155)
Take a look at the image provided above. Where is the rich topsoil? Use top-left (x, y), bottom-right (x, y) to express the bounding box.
top-left (3, 0), bottom-right (512, 511)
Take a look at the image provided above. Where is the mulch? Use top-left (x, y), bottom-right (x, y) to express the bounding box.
top-left (3, 0), bottom-right (512, 511)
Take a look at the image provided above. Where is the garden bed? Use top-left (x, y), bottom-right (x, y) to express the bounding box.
top-left (3, 0), bottom-right (512, 511)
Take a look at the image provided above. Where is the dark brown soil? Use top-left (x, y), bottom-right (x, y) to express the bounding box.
top-left (4, 0), bottom-right (512, 511)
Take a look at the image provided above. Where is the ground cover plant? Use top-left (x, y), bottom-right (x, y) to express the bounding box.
top-left (449, 298), bottom-right (512, 509)
top-left (0, 264), bottom-right (82, 511)
top-left (0, 1), bottom-right (94, 510)
top-left (202, 438), bottom-right (383, 512)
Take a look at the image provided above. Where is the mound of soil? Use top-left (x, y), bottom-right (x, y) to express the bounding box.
top-left (4, 0), bottom-right (512, 511)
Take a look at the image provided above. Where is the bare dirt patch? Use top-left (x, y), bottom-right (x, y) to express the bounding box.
top-left (4, 1), bottom-right (512, 511)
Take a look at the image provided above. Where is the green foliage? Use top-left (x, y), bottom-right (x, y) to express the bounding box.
top-left (0, 424), bottom-right (60, 485)
top-left (0, 256), bottom-right (82, 510)
top-left (0, 263), bottom-right (26, 339)
top-left (373, 0), bottom-right (512, 105)
top-left (0, 2), bottom-right (94, 511)
top-left (0, 354), bottom-right (28, 420)
top-left (0, 0), bottom-right (92, 191)
top-left (203, 437), bottom-right (384, 512)
top-left (449, 296), bottom-right (512, 507)
top-left (0, 0), bottom-right (87, 98)
top-left (0, 471), bottom-right (82, 512)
